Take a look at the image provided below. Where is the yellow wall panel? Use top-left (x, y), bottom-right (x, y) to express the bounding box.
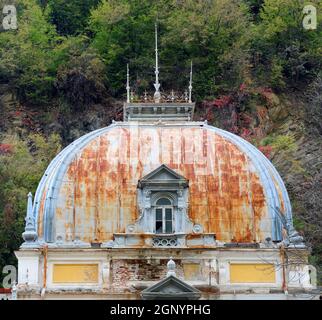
top-left (183, 264), bottom-right (201, 280)
top-left (53, 264), bottom-right (99, 283)
top-left (230, 263), bottom-right (275, 283)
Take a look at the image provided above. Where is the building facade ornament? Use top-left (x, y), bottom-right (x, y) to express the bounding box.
top-left (188, 61), bottom-right (193, 103)
top-left (154, 23), bottom-right (161, 103)
top-left (21, 192), bottom-right (39, 248)
top-left (126, 64), bottom-right (130, 103)
top-left (167, 258), bottom-right (176, 277)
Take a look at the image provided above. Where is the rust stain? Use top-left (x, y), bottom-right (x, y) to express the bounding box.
top-left (37, 189), bottom-right (47, 238)
top-left (38, 126), bottom-right (270, 244)
top-left (56, 208), bottom-right (63, 219)
top-left (42, 245), bottom-right (48, 290)
top-left (270, 168), bottom-right (286, 214)
top-left (186, 234), bottom-right (200, 240)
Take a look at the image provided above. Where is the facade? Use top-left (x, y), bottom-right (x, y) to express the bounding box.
top-left (14, 27), bottom-right (316, 300)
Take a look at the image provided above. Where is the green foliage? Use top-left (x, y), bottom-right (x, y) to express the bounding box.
top-left (1, 0), bottom-right (321, 104)
top-left (89, 0), bottom-right (159, 96)
top-left (46, 0), bottom-right (101, 36)
top-left (260, 135), bottom-right (275, 146)
top-left (271, 134), bottom-right (297, 152)
top-left (293, 216), bottom-right (305, 230)
top-left (0, 133), bottom-right (61, 286)
top-left (261, 134), bottom-right (297, 152)
top-left (55, 38), bottom-right (107, 109)
top-left (162, 0), bottom-right (252, 97)
top-left (0, 0), bottom-right (63, 104)
top-left (244, 0), bottom-right (265, 20)
top-left (0, 1), bottom-right (108, 106)
top-left (252, 0), bottom-right (322, 87)
top-left (89, 0), bottom-right (252, 99)
top-left (270, 58), bottom-right (286, 88)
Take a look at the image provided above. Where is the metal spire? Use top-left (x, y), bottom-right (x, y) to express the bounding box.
top-left (153, 23), bottom-right (161, 103)
top-left (126, 64), bottom-right (130, 103)
top-left (189, 60), bottom-right (193, 103)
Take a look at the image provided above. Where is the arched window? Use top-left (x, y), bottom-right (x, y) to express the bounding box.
top-left (156, 198), bottom-right (171, 206)
top-left (155, 197), bottom-right (173, 234)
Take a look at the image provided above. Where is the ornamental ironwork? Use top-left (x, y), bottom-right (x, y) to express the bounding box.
top-left (129, 90), bottom-right (190, 104)
top-left (152, 236), bottom-right (178, 247)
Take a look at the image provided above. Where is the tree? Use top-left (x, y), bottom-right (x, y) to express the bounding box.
top-left (0, 0), bottom-right (63, 104)
top-left (56, 45), bottom-right (107, 110)
top-left (46, 0), bottom-right (101, 36)
top-left (90, 0), bottom-right (158, 97)
top-left (89, 0), bottom-right (252, 99)
top-left (251, 0), bottom-right (322, 88)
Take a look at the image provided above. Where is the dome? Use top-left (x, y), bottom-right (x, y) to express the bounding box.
top-left (32, 121), bottom-right (292, 245)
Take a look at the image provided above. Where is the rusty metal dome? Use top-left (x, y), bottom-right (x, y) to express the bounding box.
top-left (32, 121), bottom-right (292, 245)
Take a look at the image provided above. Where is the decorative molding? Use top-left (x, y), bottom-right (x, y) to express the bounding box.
top-left (136, 165), bottom-right (193, 235)
top-left (141, 274), bottom-right (201, 300)
top-left (192, 224), bottom-right (203, 234)
top-left (21, 193), bottom-right (39, 248)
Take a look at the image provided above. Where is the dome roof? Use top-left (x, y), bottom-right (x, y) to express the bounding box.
top-left (33, 121), bottom-right (292, 245)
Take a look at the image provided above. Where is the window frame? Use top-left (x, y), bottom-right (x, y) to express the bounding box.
top-left (154, 197), bottom-right (174, 234)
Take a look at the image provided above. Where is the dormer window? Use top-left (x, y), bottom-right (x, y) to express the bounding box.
top-left (125, 164), bottom-right (198, 247)
top-left (137, 165), bottom-right (190, 235)
top-left (155, 198), bottom-right (173, 234)
top-left (119, 165), bottom-right (212, 247)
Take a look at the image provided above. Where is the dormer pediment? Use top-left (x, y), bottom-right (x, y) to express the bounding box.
top-left (137, 165), bottom-right (188, 189)
top-left (141, 275), bottom-right (201, 300)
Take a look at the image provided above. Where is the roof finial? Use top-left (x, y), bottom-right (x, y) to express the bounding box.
top-left (189, 60), bottom-right (193, 103)
top-left (153, 23), bottom-right (161, 103)
top-left (22, 192), bottom-right (38, 246)
top-left (167, 257), bottom-right (176, 277)
top-left (126, 64), bottom-right (130, 103)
